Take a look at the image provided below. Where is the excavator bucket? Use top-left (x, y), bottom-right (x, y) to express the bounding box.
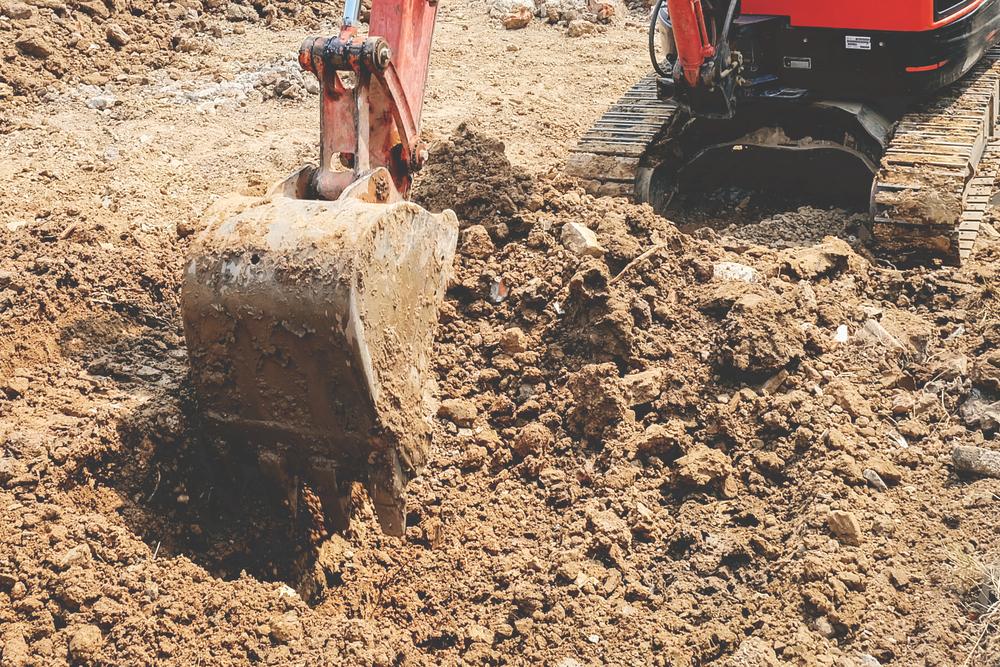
top-left (181, 168), bottom-right (458, 535)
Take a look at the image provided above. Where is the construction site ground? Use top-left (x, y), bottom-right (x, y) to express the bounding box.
top-left (2, 0), bottom-right (1000, 665)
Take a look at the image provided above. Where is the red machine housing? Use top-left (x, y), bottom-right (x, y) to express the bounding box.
top-left (663, 0), bottom-right (1000, 102)
top-left (742, 0), bottom-right (985, 32)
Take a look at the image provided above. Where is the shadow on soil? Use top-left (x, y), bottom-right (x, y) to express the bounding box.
top-left (107, 380), bottom-right (317, 585)
top-left (63, 313), bottom-right (317, 591)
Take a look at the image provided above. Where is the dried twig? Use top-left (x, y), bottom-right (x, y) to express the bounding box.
top-left (610, 243), bottom-right (668, 285)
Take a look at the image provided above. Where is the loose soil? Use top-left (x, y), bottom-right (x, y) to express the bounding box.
top-left (2, 1), bottom-right (1000, 666)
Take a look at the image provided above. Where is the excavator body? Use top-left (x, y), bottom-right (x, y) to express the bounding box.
top-left (181, 0), bottom-right (456, 536)
top-left (571, 0), bottom-right (1000, 263)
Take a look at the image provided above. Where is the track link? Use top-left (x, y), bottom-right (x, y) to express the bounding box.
top-left (566, 75), bottom-right (677, 197)
top-left (871, 47), bottom-right (1000, 263)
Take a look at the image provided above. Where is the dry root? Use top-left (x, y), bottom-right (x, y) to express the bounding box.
top-left (950, 548), bottom-right (1000, 665)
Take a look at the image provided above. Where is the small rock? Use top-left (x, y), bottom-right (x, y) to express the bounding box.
top-left (2, 2), bottom-right (33, 19)
top-left (15, 30), bottom-right (52, 59)
top-left (826, 379), bottom-right (873, 421)
top-left (561, 222), bottom-right (605, 257)
top-left (499, 327), bottom-right (528, 354)
top-left (226, 3), bottom-right (258, 21)
top-left (828, 510), bottom-right (863, 546)
top-left (420, 516), bottom-right (445, 549)
top-left (875, 310), bottom-right (933, 356)
top-left (175, 218), bottom-right (198, 238)
top-left (10, 581), bottom-right (26, 600)
top-left (466, 623), bottom-right (494, 644)
top-left (630, 420), bottom-right (690, 457)
top-left (864, 456), bottom-right (902, 484)
top-left (58, 544), bottom-right (92, 570)
top-left (269, 611), bottom-right (303, 643)
top-left (622, 368), bottom-right (665, 405)
top-left (0, 457), bottom-right (31, 488)
top-left (928, 350), bottom-right (968, 380)
top-left (513, 422), bottom-right (552, 457)
top-left (862, 469), bottom-right (888, 492)
top-left (3, 631), bottom-right (31, 667)
top-left (585, 505), bottom-right (630, 545)
top-left (974, 350), bottom-right (1000, 391)
top-left (566, 19), bottom-right (597, 37)
top-left (778, 237), bottom-right (857, 280)
top-left (672, 445), bottom-right (736, 497)
top-left (513, 617), bottom-right (534, 635)
top-left (960, 390), bottom-right (1000, 431)
top-left (854, 319), bottom-right (905, 352)
top-left (68, 625), bottom-right (103, 663)
top-left (86, 95), bottom-right (117, 111)
top-left (501, 6), bottom-right (532, 29)
top-left (460, 224), bottom-right (495, 258)
top-left (2, 376), bottom-right (29, 398)
top-left (105, 23), bottom-right (130, 48)
top-left (587, 0), bottom-right (622, 21)
top-left (712, 261), bottom-right (758, 283)
top-left (953, 445), bottom-right (1000, 479)
top-left (76, 0), bottom-right (110, 17)
top-left (459, 444), bottom-right (489, 471)
top-left (812, 616), bottom-right (836, 639)
top-left (728, 636), bottom-right (780, 666)
top-left (887, 567), bottom-right (910, 589)
top-left (135, 365), bottom-right (162, 381)
top-left (438, 398), bottom-right (477, 426)
top-left (897, 418), bottom-right (929, 440)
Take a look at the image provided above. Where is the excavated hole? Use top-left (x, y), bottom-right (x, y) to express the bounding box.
top-left (661, 147), bottom-right (873, 233)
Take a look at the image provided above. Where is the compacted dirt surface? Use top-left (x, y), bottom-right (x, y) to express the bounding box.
top-left (3, 1), bottom-right (1000, 665)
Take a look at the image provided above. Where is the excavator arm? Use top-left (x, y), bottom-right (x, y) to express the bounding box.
top-left (298, 0), bottom-right (440, 200)
top-left (658, 0), bottom-right (740, 118)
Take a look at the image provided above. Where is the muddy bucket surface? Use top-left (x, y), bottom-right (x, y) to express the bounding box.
top-left (181, 185), bottom-right (458, 535)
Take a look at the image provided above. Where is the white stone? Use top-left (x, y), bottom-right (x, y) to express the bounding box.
top-left (561, 222), bottom-right (604, 257)
top-left (712, 261), bottom-right (758, 283)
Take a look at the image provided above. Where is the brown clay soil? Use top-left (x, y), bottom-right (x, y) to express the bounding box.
top-left (3, 1), bottom-right (1000, 666)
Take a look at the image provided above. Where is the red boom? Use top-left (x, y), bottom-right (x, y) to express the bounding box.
top-left (298, 0), bottom-right (440, 201)
top-left (666, 0), bottom-right (716, 86)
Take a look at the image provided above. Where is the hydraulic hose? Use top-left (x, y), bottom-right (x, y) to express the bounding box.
top-left (648, 0), bottom-right (671, 78)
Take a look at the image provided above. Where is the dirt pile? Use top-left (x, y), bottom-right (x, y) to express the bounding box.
top-left (413, 122), bottom-right (542, 232)
top-left (315, 129), bottom-right (1000, 664)
top-left (0, 0), bottom-right (339, 100)
top-left (1, 107), bottom-right (1000, 666)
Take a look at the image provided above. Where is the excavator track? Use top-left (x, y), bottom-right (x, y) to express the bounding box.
top-left (571, 49), bottom-right (1000, 263)
top-left (872, 47), bottom-right (1000, 263)
top-left (566, 74), bottom-right (677, 197)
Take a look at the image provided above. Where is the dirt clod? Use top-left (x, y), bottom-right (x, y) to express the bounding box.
top-left (828, 510), bottom-right (864, 546)
top-left (67, 624), bottom-right (103, 663)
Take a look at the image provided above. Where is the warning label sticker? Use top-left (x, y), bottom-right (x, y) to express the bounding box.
top-left (845, 35), bottom-right (872, 51)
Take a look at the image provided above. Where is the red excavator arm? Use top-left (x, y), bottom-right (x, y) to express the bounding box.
top-left (666, 0), bottom-right (716, 86)
top-left (659, 0), bottom-right (740, 118)
top-left (298, 0), bottom-right (439, 201)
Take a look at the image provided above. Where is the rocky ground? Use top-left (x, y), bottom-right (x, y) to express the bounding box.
top-left (2, 0), bottom-right (1000, 665)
